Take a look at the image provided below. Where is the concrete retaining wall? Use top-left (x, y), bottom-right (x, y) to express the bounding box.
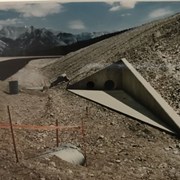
top-left (68, 58), bottom-right (180, 135)
top-left (121, 58), bottom-right (180, 135)
top-left (69, 63), bottom-right (122, 90)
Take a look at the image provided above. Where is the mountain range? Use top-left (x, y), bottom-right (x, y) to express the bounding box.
top-left (0, 26), bottom-right (108, 56)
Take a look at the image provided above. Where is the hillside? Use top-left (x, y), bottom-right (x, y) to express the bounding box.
top-left (0, 13), bottom-right (180, 180)
top-left (43, 13), bottom-right (180, 115)
top-left (0, 26), bottom-right (110, 56)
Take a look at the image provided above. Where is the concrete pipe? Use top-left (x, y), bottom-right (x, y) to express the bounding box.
top-left (51, 143), bottom-right (86, 166)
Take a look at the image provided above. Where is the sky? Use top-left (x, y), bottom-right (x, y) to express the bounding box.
top-left (0, 1), bottom-right (180, 33)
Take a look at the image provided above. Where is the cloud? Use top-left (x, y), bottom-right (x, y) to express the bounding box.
top-left (148, 8), bottom-right (174, 19)
top-left (0, 18), bottom-right (22, 30)
top-left (0, 18), bottom-right (22, 26)
top-left (0, 2), bottom-right (63, 17)
top-left (68, 20), bottom-right (86, 30)
top-left (109, 5), bottom-right (121, 12)
top-left (121, 13), bottom-right (131, 17)
top-left (120, 1), bottom-right (136, 9)
top-left (108, 1), bottom-right (137, 12)
top-left (105, 1), bottom-right (114, 5)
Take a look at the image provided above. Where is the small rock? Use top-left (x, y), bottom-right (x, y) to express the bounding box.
top-left (175, 172), bottom-right (180, 179)
top-left (170, 167), bottom-right (176, 174)
top-left (99, 150), bottom-right (105, 154)
top-left (132, 144), bottom-right (140, 147)
top-left (137, 157), bottom-right (143, 161)
top-left (98, 135), bottom-right (104, 140)
top-left (110, 121), bottom-right (115, 125)
top-left (48, 95), bottom-right (53, 99)
top-left (175, 66), bottom-right (180, 70)
top-left (40, 178), bottom-right (46, 180)
top-left (169, 145), bottom-right (173, 149)
top-left (49, 161), bottom-right (56, 167)
top-left (176, 144), bottom-right (180, 149)
top-left (115, 159), bottom-right (121, 163)
top-left (138, 166), bottom-right (147, 176)
top-left (158, 163), bottom-right (168, 168)
top-left (88, 173), bottom-right (94, 177)
top-left (42, 134), bottom-right (47, 138)
top-left (45, 157), bottom-right (50, 161)
top-left (173, 150), bottom-right (179, 155)
top-left (30, 144), bottom-right (34, 148)
top-left (164, 147), bottom-right (170, 151)
top-left (50, 113), bottom-right (54, 117)
top-left (30, 172), bottom-right (36, 178)
top-left (68, 169), bottom-right (73, 174)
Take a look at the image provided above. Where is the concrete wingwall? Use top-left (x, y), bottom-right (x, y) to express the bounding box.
top-left (68, 58), bottom-right (180, 135)
top-left (121, 58), bottom-right (180, 135)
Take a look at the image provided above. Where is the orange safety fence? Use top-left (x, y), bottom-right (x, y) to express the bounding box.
top-left (0, 123), bottom-right (82, 131)
top-left (2, 105), bottom-right (87, 164)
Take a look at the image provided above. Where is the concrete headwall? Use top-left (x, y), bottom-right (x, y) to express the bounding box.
top-left (68, 63), bottom-right (123, 90)
top-left (68, 58), bottom-right (180, 135)
top-left (121, 58), bottom-right (180, 134)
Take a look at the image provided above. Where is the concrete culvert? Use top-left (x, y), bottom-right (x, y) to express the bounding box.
top-left (104, 80), bottom-right (115, 90)
top-left (86, 81), bottom-right (95, 89)
top-left (50, 143), bottom-right (86, 166)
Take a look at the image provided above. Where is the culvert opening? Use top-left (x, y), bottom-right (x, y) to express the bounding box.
top-left (45, 143), bottom-right (86, 166)
top-left (104, 80), bottom-right (115, 90)
top-left (86, 81), bottom-right (95, 89)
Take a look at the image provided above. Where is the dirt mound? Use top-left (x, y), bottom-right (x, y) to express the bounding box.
top-left (0, 57), bottom-right (61, 88)
top-left (43, 13), bottom-right (180, 115)
top-left (0, 14), bottom-right (180, 180)
top-left (0, 88), bottom-right (180, 180)
top-left (0, 58), bottom-right (30, 81)
top-left (7, 58), bottom-right (60, 88)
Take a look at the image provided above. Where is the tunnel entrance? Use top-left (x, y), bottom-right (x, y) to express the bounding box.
top-left (104, 80), bottom-right (115, 90)
top-left (86, 81), bottom-right (95, 89)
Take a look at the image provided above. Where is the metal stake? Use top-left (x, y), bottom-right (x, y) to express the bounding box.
top-left (56, 119), bottom-right (59, 147)
top-left (7, 105), bottom-right (19, 163)
top-left (81, 117), bottom-right (87, 166)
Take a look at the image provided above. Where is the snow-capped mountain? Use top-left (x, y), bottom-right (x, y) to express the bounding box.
top-left (57, 32), bottom-right (77, 45)
top-left (0, 40), bottom-right (7, 55)
top-left (76, 32), bottom-right (107, 41)
top-left (57, 32), bottom-right (108, 45)
top-left (17, 26), bottom-right (63, 50)
top-left (0, 25), bottom-right (109, 56)
top-left (0, 26), bottom-right (28, 40)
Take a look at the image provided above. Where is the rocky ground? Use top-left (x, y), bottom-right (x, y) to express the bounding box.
top-left (0, 13), bottom-right (180, 180)
top-left (0, 87), bottom-right (180, 180)
top-left (43, 13), bottom-right (180, 115)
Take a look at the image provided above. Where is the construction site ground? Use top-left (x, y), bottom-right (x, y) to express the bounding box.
top-left (0, 13), bottom-right (180, 180)
top-left (0, 85), bottom-right (179, 180)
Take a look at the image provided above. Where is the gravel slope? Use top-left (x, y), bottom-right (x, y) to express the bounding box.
top-left (0, 88), bottom-right (180, 180)
top-left (43, 13), bottom-right (180, 115)
top-left (0, 14), bottom-right (180, 180)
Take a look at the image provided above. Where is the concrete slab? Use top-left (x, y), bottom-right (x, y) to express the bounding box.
top-left (121, 58), bottom-right (180, 135)
top-left (69, 89), bottom-right (172, 133)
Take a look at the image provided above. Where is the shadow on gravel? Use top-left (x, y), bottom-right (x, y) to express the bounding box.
top-left (0, 58), bottom-right (36, 80)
